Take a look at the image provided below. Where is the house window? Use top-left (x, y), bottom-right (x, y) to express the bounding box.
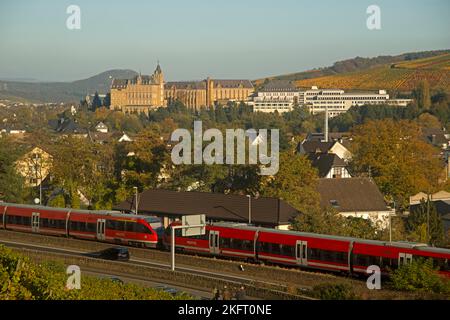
top-left (333, 167), bottom-right (342, 178)
top-left (330, 200), bottom-right (339, 208)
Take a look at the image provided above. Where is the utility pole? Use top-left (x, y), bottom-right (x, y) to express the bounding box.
top-left (390, 199), bottom-right (395, 243)
top-left (134, 187), bottom-right (139, 215)
top-left (246, 195), bottom-right (251, 224)
top-left (324, 105), bottom-right (329, 142)
top-left (426, 193), bottom-right (430, 244)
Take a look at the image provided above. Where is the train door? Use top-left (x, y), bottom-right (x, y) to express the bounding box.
top-left (295, 240), bottom-right (308, 266)
top-left (96, 219), bottom-right (106, 241)
top-left (209, 230), bottom-right (220, 254)
top-left (31, 212), bottom-right (40, 233)
top-left (398, 253), bottom-right (413, 266)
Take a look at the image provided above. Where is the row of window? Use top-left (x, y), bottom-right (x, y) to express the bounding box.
top-left (220, 238), bottom-right (254, 251)
top-left (309, 248), bottom-right (348, 263)
top-left (4, 215), bottom-right (152, 235)
top-left (353, 254), bottom-right (450, 271)
top-left (106, 220), bottom-right (152, 234)
top-left (6, 215), bottom-right (31, 226)
top-left (70, 221), bottom-right (96, 233)
top-left (258, 242), bottom-right (295, 257)
top-left (41, 218), bottom-right (66, 229)
top-left (171, 230), bottom-right (450, 271)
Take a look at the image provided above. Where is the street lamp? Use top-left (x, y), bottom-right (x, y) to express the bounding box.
top-left (133, 187), bottom-right (139, 215)
top-left (246, 195), bottom-right (251, 224)
top-left (389, 199), bottom-right (395, 243)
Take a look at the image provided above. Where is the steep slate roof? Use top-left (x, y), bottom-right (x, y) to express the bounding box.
top-left (111, 79), bottom-right (128, 89)
top-left (113, 189), bottom-right (299, 227)
top-left (422, 128), bottom-right (449, 146)
top-left (52, 119), bottom-right (87, 134)
top-left (165, 79), bottom-right (254, 90)
top-left (260, 80), bottom-right (297, 92)
top-left (165, 81), bottom-right (207, 90)
top-left (307, 153), bottom-right (347, 177)
top-left (300, 140), bottom-right (335, 154)
top-left (316, 178), bottom-right (389, 212)
top-left (214, 79), bottom-right (253, 89)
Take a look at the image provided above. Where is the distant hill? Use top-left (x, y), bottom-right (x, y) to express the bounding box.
top-left (0, 70), bottom-right (138, 103)
top-left (255, 50), bottom-right (450, 92)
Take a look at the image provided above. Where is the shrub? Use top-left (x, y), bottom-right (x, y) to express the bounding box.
top-left (0, 245), bottom-right (192, 300)
top-left (389, 258), bottom-right (450, 295)
top-left (312, 283), bottom-right (359, 300)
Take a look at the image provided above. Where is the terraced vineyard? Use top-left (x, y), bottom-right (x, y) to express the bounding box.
top-left (295, 64), bottom-right (450, 92)
top-left (393, 53), bottom-right (450, 70)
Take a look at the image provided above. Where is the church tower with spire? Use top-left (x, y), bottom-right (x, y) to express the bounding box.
top-left (152, 61), bottom-right (165, 106)
top-left (152, 61), bottom-right (164, 84)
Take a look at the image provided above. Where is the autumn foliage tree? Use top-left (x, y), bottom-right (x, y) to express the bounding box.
top-left (350, 120), bottom-right (442, 208)
top-left (262, 151), bottom-right (321, 216)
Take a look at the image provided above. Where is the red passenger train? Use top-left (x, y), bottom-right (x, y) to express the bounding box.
top-left (0, 203), bottom-right (162, 248)
top-left (163, 222), bottom-right (450, 278)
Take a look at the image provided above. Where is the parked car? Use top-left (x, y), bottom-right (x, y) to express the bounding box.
top-left (109, 277), bottom-right (124, 284)
top-left (94, 247), bottom-right (130, 261)
top-left (154, 285), bottom-right (182, 296)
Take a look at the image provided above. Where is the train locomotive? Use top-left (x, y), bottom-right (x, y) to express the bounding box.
top-left (0, 202), bottom-right (162, 248)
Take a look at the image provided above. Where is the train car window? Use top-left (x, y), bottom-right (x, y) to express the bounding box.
top-left (381, 257), bottom-right (393, 268)
top-left (281, 245), bottom-right (295, 257)
top-left (70, 221), bottom-right (78, 231)
top-left (175, 229), bottom-right (182, 237)
top-left (431, 258), bottom-right (449, 271)
top-left (6, 215), bottom-right (15, 224)
top-left (116, 221), bottom-right (125, 231)
top-left (258, 242), bottom-right (266, 253)
top-left (232, 239), bottom-right (243, 250)
top-left (41, 218), bottom-right (48, 228)
top-left (334, 251), bottom-right (347, 263)
top-left (270, 243), bottom-right (281, 255)
top-left (106, 220), bottom-right (116, 230)
top-left (241, 240), bottom-right (252, 251)
top-left (220, 237), bottom-right (231, 248)
top-left (354, 254), bottom-right (380, 266)
top-left (135, 223), bottom-right (153, 235)
top-left (125, 222), bottom-right (135, 232)
top-left (86, 223), bottom-right (96, 233)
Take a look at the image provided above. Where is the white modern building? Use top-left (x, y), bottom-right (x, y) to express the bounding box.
top-left (302, 86), bottom-right (413, 117)
top-left (253, 80), bottom-right (299, 113)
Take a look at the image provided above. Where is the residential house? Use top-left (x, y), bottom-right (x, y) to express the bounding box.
top-left (113, 189), bottom-right (299, 230)
top-left (422, 127), bottom-right (449, 150)
top-left (316, 178), bottom-right (392, 228)
top-left (307, 153), bottom-right (352, 178)
top-left (118, 132), bottom-right (133, 142)
top-left (298, 139), bottom-right (352, 161)
top-left (409, 191), bottom-right (450, 239)
top-left (15, 147), bottom-right (53, 187)
top-left (49, 118), bottom-right (88, 138)
top-left (95, 122), bottom-right (108, 133)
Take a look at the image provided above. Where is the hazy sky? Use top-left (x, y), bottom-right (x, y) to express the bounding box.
top-left (0, 0), bottom-right (449, 82)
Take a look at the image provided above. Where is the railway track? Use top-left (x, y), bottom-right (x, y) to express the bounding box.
top-left (0, 239), bottom-right (314, 300)
top-left (0, 229), bottom-right (334, 289)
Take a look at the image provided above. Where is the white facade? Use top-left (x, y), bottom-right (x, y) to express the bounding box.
top-left (324, 166), bottom-right (352, 179)
top-left (253, 90), bottom-right (299, 113)
top-left (302, 87), bottom-right (391, 117)
top-left (253, 84), bottom-right (413, 116)
top-left (339, 210), bottom-right (393, 229)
